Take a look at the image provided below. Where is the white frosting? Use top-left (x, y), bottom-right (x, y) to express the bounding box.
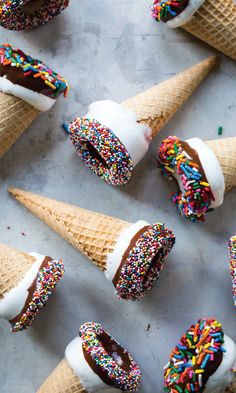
top-left (205, 334), bottom-right (236, 393)
top-left (0, 76), bottom-right (55, 112)
top-left (65, 336), bottom-right (118, 393)
top-left (167, 0), bottom-right (205, 28)
top-left (0, 252), bottom-right (45, 321)
top-left (86, 100), bottom-right (152, 167)
top-left (187, 137), bottom-right (225, 208)
top-left (105, 220), bottom-right (149, 282)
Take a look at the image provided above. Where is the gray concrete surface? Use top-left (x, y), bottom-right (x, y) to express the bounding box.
top-left (0, 0), bottom-right (236, 392)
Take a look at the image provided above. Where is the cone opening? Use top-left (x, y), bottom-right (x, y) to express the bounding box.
top-left (11, 258), bottom-right (64, 332)
top-left (79, 322), bottom-right (141, 391)
top-left (164, 318), bottom-right (225, 392)
top-left (69, 117), bottom-right (133, 186)
top-left (159, 136), bottom-right (214, 222)
top-left (115, 223), bottom-right (175, 300)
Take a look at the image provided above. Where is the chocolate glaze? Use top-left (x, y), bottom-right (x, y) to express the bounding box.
top-left (83, 331), bottom-right (132, 387)
top-left (161, 0), bottom-right (189, 22)
top-left (9, 256), bottom-right (51, 326)
top-left (0, 63), bottom-right (56, 98)
top-left (112, 226), bottom-right (149, 288)
top-left (22, 0), bottom-right (45, 15)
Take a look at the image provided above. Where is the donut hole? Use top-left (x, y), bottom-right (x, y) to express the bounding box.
top-left (86, 140), bottom-right (108, 167)
top-left (98, 331), bottom-right (131, 372)
top-left (22, 0), bottom-right (45, 15)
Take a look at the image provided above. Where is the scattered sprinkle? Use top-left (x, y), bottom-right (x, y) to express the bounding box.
top-left (79, 322), bottom-right (141, 391)
top-left (147, 323), bottom-right (151, 332)
top-left (0, 44), bottom-right (69, 99)
top-left (62, 122), bottom-right (70, 135)
top-left (116, 223), bottom-right (175, 300)
top-left (11, 259), bottom-right (64, 332)
top-left (218, 126), bottom-right (223, 136)
top-left (0, 0), bottom-right (69, 31)
top-left (229, 235), bottom-right (236, 308)
top-left (158, 136), bottom-right (214, 222)
top-left (69, 118), bottom-right (133, 186)
top-left (164, 318), bottom-right (225, 392)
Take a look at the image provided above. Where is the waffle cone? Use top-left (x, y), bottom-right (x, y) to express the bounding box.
top-left (183, 0), bottom-right (236, 61)
top-left (37, 358), bottom-right (87, 393)
top-left (0, 243), bottom-right (35, 299)
top-left (205, 137), bottom-right (236, 192)
top-left (122, 56), bottom-right (216, 138)
top-left (226, 377), bottom-right (236, 392)
top-left (8, 187), bottom-right (131, 271)
top-left (0, 92), bottom-right (39, 158)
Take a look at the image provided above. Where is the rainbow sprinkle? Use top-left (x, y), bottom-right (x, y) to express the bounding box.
top-left (116, 223), bottom-right (175, 300)
top-left (229, 235), bottom-right (236, 308)
top-left (69, 118), bottom-right (133, 186)
top-left (0, 44), bottom-right (69, 98)
top-left (151, 0), bottom-right (189, 22)
top-left (79, 322), bottom-right (141, 391)
top-left (158, 136), bottom-right (214, 222)
top-left (164, 318), bottom-right (225, 392)
top-left (0, 0), bottom-right (69, 31)
top-left (11, 259), bottom-right (64, 332)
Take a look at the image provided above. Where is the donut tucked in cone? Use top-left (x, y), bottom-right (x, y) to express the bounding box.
top-left (229, 234), bottom-right (236, 308)
top-left (69, 56), bottom-right (216, 186)
top-left (8, 187), bottom-right (175, 301)
top-left (37, 322), bottom-right (141, 392)
top-left (158, 135), bottom-right (236, 222)
top-left (0, 243), bottom-right (64, 332)
top-left (0, 43), bottom-right (69, 158)
top-left (151, 0), bottom-right (236, 62)
top-left (164, 318), bottom-right (236, 393)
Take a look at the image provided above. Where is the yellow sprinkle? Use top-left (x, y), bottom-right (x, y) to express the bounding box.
top-left (168, 150), bottom-right (175, 154)
top-left (205, 343), bottom-right (211, 349)
top-left (192, 356), bottom-right (196, 365)
top-left (200, 181), bottom-right (209, 187)
top-left (195, 369), bottom-right (204, 374)
top-left (166, 167), bottom-right (174, 173)
top-left (45, 80), bottom-right (56, 90)
top-left (176, 154), bottom-right (184, 160)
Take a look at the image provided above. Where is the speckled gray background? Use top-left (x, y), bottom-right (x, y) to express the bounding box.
top-left (0, 0), bottom-right (236, 392)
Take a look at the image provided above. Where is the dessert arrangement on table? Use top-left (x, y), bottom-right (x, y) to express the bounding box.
top-left (0, 0), bottom-right (236, 392)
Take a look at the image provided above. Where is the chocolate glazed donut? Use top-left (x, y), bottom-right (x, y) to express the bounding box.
top-left (0, 0), bottom-right (70, 31)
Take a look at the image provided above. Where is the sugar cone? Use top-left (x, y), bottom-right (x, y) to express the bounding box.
top-left (8, 187), bottom-right (131, 271)
top-left (0, 243), bottom-right (35, 299)
top-left (37, 358), bottom-right (87, 393)
top-left (226, 377), bottom-right (236, 392)
top-left (205, 137), bottom-right (236, 192)
top-left (122, 56), bottom-right (217, 138)
top-left (0, 92), bottom-right (39, 158)
top-left (183, 0), bottom-right (236, 61)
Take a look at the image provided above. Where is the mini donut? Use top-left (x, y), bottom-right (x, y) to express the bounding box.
top-left (0, 0), bottom-right (69, 31)
top-left (164, 318), bottom-right (227, 392)
top-left (229, 234), bottom-right (236, 308)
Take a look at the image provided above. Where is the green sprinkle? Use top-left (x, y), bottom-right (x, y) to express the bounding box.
top-left (218, 126), bottom-right (223, 135)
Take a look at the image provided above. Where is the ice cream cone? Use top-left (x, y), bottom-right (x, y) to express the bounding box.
top-left (205, 137), bottom-right (236, 192)
top-left (0, 243), bottom-right (35, 299)
top-left (122, 56), bottom-right (217, 137)
top-left (37, 358), bottom-right (87, 393)
top-left (8, 187), bottom-right (130, 272)
top-left (183, 0), bottom-right (236, 62)
top-left (0, 92), bottom-right (39, 158)
top-left (9, 187), bottom-right (175, 301)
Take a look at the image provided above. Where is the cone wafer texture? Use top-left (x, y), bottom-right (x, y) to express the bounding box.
top-left (205, 137), bottom-right (236, 192)
top-left (183, 0), bottom-right (236, 61)
top-left (0, 243), bottom-right (35, 299)
top-left (0, 92), bottom-right (39, 158)
top-left (122, 56), bottom-right (217, 137)
top-left (37, 358), bottom-right (87, 393)
top-left (8, 187), bottom-right (130, 271)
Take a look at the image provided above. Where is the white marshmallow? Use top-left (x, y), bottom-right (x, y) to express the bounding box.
top-left (187, 137), bottom-right (225, 208)
top-left (65, 336), bottom-right (118, 393)
top-left (85, 100), bottom-right (152, 167)
top-left (0, 252), bottom-right (45, 321)
top-left (205, 334), bottom-right (236, 393)
top-left (0, 76), bottom-right (55, 112)
top-left (167, 0), bottom-right (205, 28)
top-left (105, 220), bottom-right (149, 282)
